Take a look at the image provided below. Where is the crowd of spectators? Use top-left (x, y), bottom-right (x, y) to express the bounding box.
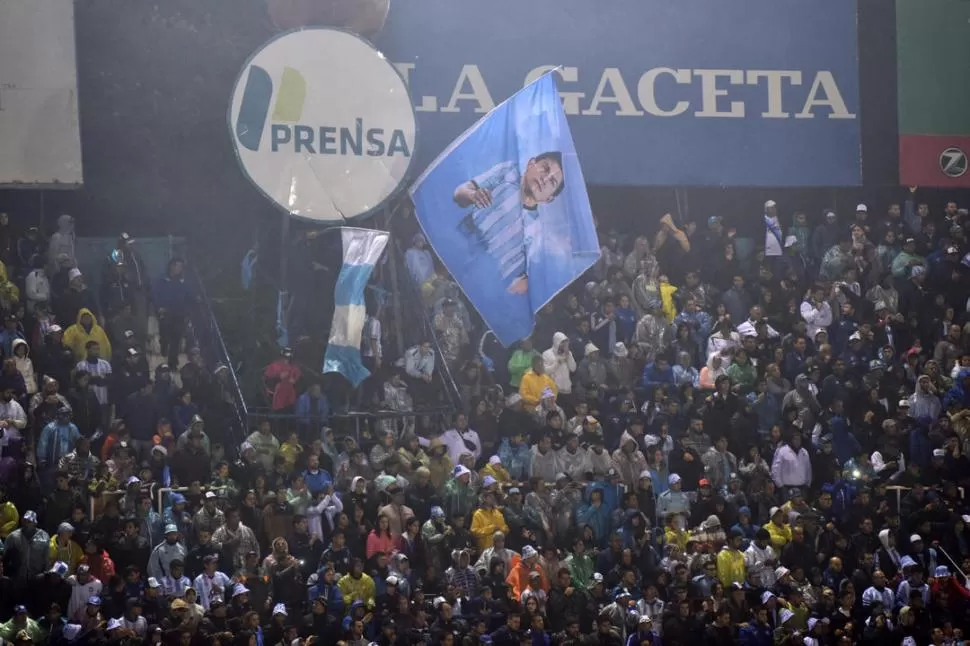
top-left (376, 191), bottom-right (970, 645)
top-left (5, 187), bottom-right (970, 646)
top-left (0, 213), bottom-right (246, 645)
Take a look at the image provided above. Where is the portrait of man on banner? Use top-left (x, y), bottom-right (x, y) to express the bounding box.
top-left (454, 151), bottom-right (566, 296)
top-left (410, 73), bottom-right (599, 347)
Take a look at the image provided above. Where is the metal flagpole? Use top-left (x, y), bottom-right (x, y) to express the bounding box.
top-left (385, 203), bottom-right (406, 358)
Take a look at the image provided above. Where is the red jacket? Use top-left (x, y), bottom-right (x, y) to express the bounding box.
top-left (83, 549), bottom-right (116, 583)
top-left (931, 575), bottom-right (970, 613)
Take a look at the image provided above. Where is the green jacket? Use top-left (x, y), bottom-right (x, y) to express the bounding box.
top-left (508, 349), bottom-right (538, 388)
top-left (726, 361), bottom-right (757, 391)
top-left (564, 552), bottom-right (596, 587)
top-left (0, 617), bottom-right (44, 642)
top-left (443, 478), bottom-right (476, 519)
top-left (891, 251), bottom-right (925, 278)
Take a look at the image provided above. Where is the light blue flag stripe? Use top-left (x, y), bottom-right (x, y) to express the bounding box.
top-left (323, 343), bottom-right (373, 388)
top-left (334, 264), bottom-right (375, 307)
top-left (323, 228), bottom-right (388, 387)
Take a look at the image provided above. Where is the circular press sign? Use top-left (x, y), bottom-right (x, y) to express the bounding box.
top-left (229, 28), bottom-right (416, 222)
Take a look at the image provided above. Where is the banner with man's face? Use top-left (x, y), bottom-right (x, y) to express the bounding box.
top-left (410, 73), bottom-right (599, 346)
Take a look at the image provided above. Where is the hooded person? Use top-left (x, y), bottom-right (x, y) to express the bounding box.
top-left (506, 545), bottom-right (549, 599)
top-left (558, 432), bottom-right (588, 480)
top-left (576, 342), bottom-right (611, 400)
top-left (611, 431), bottom-right (648, 489)
top-left (426, 438), bottom-right (453, 491)
top-left (782, 373), bottom-right (821, 430)
top-left (583, 436), bottom-right (613, 478)
top-left (48, 215), bottom-right (76, 273)
top-left (542, 332), bottom-right (576, 399)
top-left (62, 309), bottom-right (111, 363)
top-left (530, 434), bottom-right (561, 483)
top-left (11, 339), bottom-right (36, 397)
top-left (56, 268), bottom-right (98, 330)
top-left (943, 369), bottom-right (970, 410)
top-left (699, 352), bottom-right (729, 391)
top-left (908, 375), bottom-right (942, 420)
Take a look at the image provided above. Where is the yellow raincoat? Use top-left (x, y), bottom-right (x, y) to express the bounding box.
top-left (660, 280), bottom-right (678, 323)
top-left (49, 535), bottom-right (84, 573)
top-left (470, 507), bottom-right (509, 551)
top-left (0, 501), bottom-right (18, 538)
top-left (337, 571), bottom-right (376, 605)
top-left (716, 547), bottom-right (746, 587)
top-left (63, 307), bottom-right (112, 360)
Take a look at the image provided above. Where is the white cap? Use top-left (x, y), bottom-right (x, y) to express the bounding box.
top-left (453, 465), bottom-right (471, 478)
top-left (668, 473), bottom-right (681, 485)
top-left (769, 506), bottom-right (781, 517)
top-left (764, 200), bottom-right (777, 208)
top-left (273, 603), bottom-right (287, 616)
top-left (639, 469), bottom-right (652, 480)
top-left (779, 609), bottom-right (794, 624)
top-left (68, 268), bottom-right (82, 280)
top-left (761, 591), bottom-right (775, 604)
top-left (856, 203), bottom-right (868, 212)
top-left (592, 572), bottom-right (604, 583)
top-left (849, 331), bottom-right (862, 341)
top-left (106, 618), bottom-right (123, 631)
top-left (584, 343), bottom-right (599, 356)
top-left (774, 566), bottom-right (790, 579)
top-left (482, 475), bottom-right (497, 488)
top-left (933, 449), bottom-right (946, 458)
top-left (522, 545), bottom-right (538, 559)
top-left (962, 515), bottom-right (970, 524)
top-left (386, 575), bottom-right (399, 586)
top-left (488, 455), bottom-right (501, 465)
top-left (910, 534), bottom-right (923, 543)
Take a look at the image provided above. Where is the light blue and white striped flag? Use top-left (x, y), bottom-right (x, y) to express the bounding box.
top-left (322, 227), bottom-right (389, 386)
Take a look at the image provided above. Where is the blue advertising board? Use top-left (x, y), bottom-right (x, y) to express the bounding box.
top-left (377, 0), bottom-right (862, 187)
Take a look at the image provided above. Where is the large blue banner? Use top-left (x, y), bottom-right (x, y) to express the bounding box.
top-left (378, 0), bottom-right (861, 187)
top-left (409, 74), bottom-right (600, 346)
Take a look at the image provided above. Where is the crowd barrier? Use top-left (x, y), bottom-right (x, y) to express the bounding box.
top-left (245, 405), bottom-right (455, 445)
top-left (87, 485), bottom-right (234, 519)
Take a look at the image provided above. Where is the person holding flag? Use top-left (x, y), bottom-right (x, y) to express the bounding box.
top-left (764, 199), bottom-right (784, 267)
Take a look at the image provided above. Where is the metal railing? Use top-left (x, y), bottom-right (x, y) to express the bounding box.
top-left (188, 266), bottom-right (249, 450)
top-left (390, 236), bottom-right (463, 410)
top-left (245, 405), bottom-right (455, 444)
